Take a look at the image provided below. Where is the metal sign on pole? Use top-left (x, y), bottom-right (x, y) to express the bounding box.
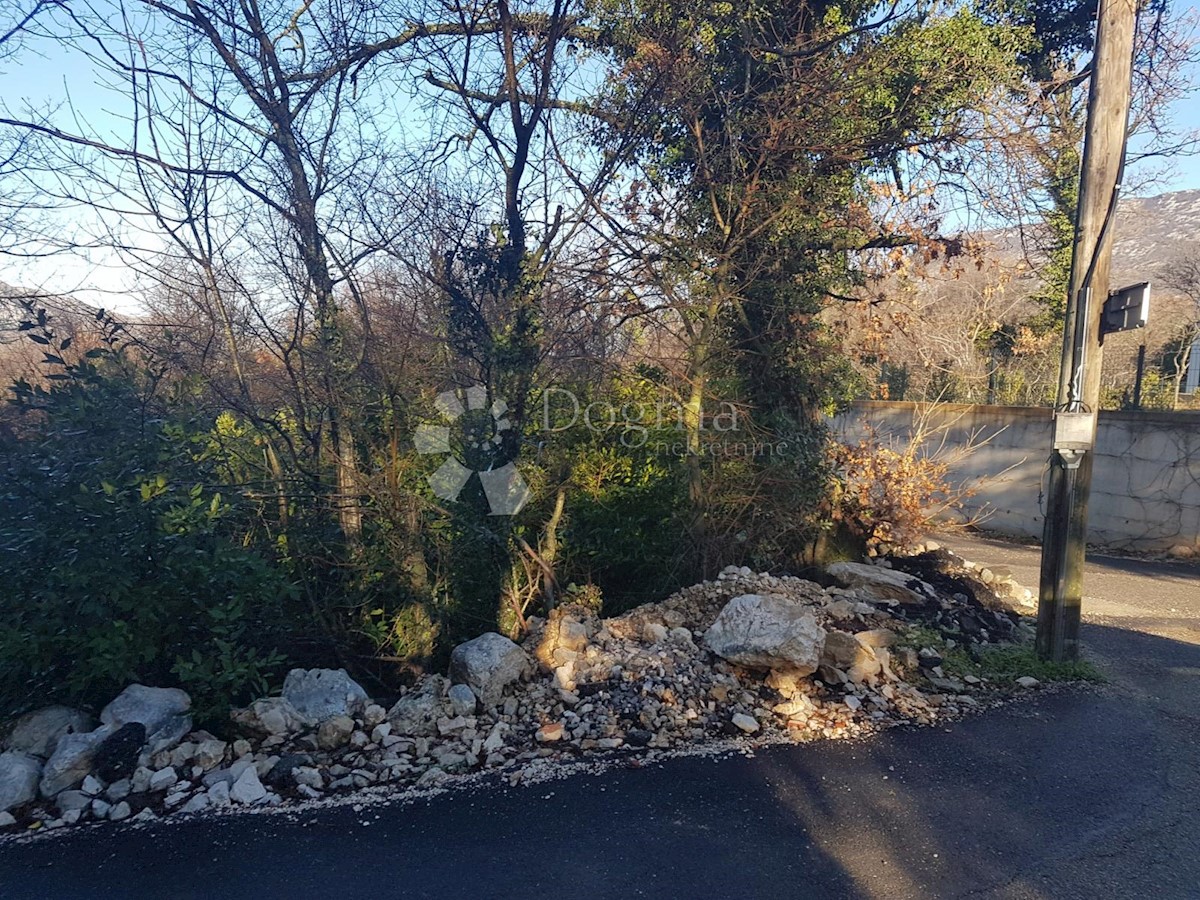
top-left (1101, 282), bottom-right (1150, 341)
top-left (1036, 0), bottom-right (1139, 662)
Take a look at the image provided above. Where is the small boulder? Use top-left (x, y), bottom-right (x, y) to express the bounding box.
top-left (4, 707), bottom-right (94, 759)
top-left (821, 631), bottom-right (885, 685)
top-left (229, 767), bottom-right (267, 805)
top-left (482, 723), bottom-right (506, 753)
top-left (731, 713), bottom-right (760, 734)
top-left (765, 668), bottom-right (808, 699)
top-left (821, 630), bottom-right (863, 670)
top-left (449, 633), bottom-right (530, 708)
top-left (109, 801), bottom-right (132, 821)
top-left (291, 766), bottom-right (324, 790)
top-left (55, 790), bottom-right (92, 813)
top-left (207, 781), bottom-right (231, 807)
top-left (231, 698), bottom-right (312, 739)
top-left (104, 779), bottom-right (131, 802)
top-left (181, 793), bottom-right (210, 814)
top-left (387, 677), bottom-right (448, 736)
top-left (625, 729), bottom-right (652, 747)
top-left (362, 704), bottom-right (387, 728)
top-left (193, 739), bottom-right (228, 771)
top-left (0, 751), bottom-right (42, 813)
top-left (854, 628), bottom-right (899, 648)
top-left (447, 684), bottom-right (478, 718)
top-left (39, 729), bottom-right (110, 798)
top-left (643, 623), bottom-right (669, 644)
top-left (169, 742), bottom-right (197, 768)
top-left (100, 686), bottom-right (191, 752)
top-left (281, 669), bottom-right (369, 722)
top-left (146, 715), bottom-right (193, 754)
top-left (773, 696), bottom-right (815, 718)
top-left (826, 562), bottom-right (936, 605)
top-left (534, 607), bottom-right (594, 670)
top-left (703, 594), bottom-right (826, 674)
top-left (847, 653), bottom-right (883, 686)
top-left (263, 753), bottom-right (312, 789)
top-left (131, 765), bottom-right (154, 793)
top-left (316, 716), bottom-right (355, 751)
top-left (927, 675), bottom-right (965, 692)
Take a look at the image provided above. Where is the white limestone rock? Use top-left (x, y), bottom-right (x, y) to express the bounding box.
top-left (448, 684), bottom-right (478, 718)
top-left (731, 713), bottom-right (760, 734)
top-left (450, 633), bottom-right (531, 708)
top-left (826, 562), bottom-right (937, 605)
top-left (4, 707), bottom-right (94, 759)
top-left (316, 716), bottom-right (355, 751)
top-left (109, 801), bottom-right (132, 822)
top-left (0, 751), bottom-right (42, 813)
top-left (703, 594), bottom-right (826, 674)
top-left (231, 698), bottom-right (312, 739)
top-left (229, 766), bottom-right (267, 805)
top-left (100, 685), bottom-right (191, 747)
top-left (281, 669), bottom-right (369, 722)
top-left (39, 729), bottom-right (110, 799)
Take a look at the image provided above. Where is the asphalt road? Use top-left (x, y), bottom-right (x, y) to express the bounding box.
top-left (2, 533), bottom-right (1198, 900)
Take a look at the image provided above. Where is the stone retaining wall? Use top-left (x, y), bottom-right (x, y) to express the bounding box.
top-left (833, 401), bottom-right (1200, 552)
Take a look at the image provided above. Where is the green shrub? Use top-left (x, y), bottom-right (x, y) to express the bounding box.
top-left (0, 327), bottom-right (294, 724)
top-left (530, 375), bottom-right (691, 612)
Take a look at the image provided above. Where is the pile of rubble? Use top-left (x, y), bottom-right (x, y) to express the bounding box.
top-left (0, 550), bottom-right (1040, 835)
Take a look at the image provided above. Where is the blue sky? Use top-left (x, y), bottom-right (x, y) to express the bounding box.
top-left (1128, 0), bottom-right (1200, 192)
top-left (12, 3), bottom-right (1198, 188)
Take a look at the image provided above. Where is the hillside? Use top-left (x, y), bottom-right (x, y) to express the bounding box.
top-left (1112, 189), bottom-right (1200, 276)
top-left (984, 188), bottom-right (1200, 283)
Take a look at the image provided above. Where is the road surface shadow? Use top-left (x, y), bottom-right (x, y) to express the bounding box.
top-left (949, 530), bottom-right (1200, 582)
top-left (0, 625), bottom-right (1197, 899)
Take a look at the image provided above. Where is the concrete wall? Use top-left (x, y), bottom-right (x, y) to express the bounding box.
top-left (833, 401), bottom-right (1200, 552)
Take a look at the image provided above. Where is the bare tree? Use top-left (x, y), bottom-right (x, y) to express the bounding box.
top-left (0, 0), bottom-right (482, 540)
top-left (1160, 244), bottom-right (1200, 407)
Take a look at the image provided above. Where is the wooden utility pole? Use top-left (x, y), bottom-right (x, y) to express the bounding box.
top-left (1036, 0), bottom-right (1138, 661)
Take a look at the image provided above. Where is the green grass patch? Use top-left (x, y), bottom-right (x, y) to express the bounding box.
top-left (974, 645), bottom-right (1103, 684)
top-left (899, 625), bottom-right (946, 651)
top-left (898, 625), bottom-right (1103, 684)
